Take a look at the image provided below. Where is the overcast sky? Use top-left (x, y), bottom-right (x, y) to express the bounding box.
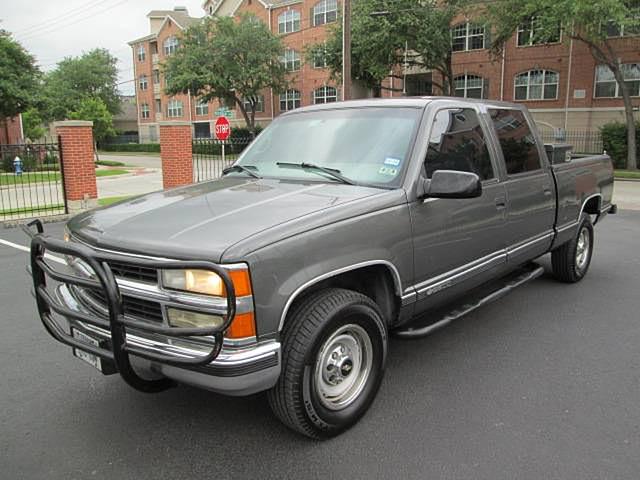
top-left (2, 0), bottom-right (205, 95)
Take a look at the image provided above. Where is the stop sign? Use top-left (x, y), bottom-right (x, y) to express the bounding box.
top-left (214, 116), bottom-right (231, 141)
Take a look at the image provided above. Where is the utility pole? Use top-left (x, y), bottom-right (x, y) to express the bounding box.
top-left (342, 0), bottom-right (351, 101)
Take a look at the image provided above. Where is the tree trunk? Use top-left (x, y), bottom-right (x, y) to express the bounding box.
top-left (94, 140), bottom-right (100, 162)
top-left (611, 65), bottom-right (638, 170)
top-left (235, 97), bottom-right (252, 132)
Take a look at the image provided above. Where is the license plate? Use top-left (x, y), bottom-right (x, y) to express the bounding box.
top-left (71, 328), bottom-right (103, 372)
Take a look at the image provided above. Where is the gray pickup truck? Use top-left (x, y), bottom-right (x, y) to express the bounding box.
top-left (26, 97), bottom-right (615, 438)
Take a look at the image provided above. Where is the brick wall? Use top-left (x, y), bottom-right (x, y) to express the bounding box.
top-left (0, 115), bottom-right (23, 144)
top-left (55, 121), bottom-right (98, 212)
top-left (159, 122), bottom-right (193, 189)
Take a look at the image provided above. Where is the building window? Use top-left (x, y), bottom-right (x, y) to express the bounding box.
top-left (164, 36), bottom-right (179, 56)
top-left (167, 99), bottom-right (183, 117)
top-left (139, 75), bottom-right (148, 91)
top-left (278, 10), bottom-right (301, 34)
top-left (209, 5), bottom-right (214, 14)
top-left (313, 0), bottom-right (337, 27)
top-left (195, 99), bottom-right (209, 116)
top-left (155, 99), bottom-right (161, 114)
top-left (279, 89), bottom-right (301, 111)
top-left (281, 49), bottom-right (301, 72)
top-left (152, 69), bottom-right (160, 84)
top-left (313, 86), bottom-right (337, 104)
top-left (243, 96), bottom-right (265, 113)
top-left (137, 45), bottom-right (146, 62)
top-left (595, 64), bottom-right (640, 97)
top-left (454, 74), bottom-right (486, 98)
top-left (313, 43), bottom-right (328, 68)
top-left (140, 103), bottom-right (150, 119)
top-left (514, 70), bottom-right (558, 100)
top-left (451, 23), bottom-right (485, 52)
top-left (605, 19), bottom-right (640, 37)
top-left (517, 18), bottom-right (560, 46)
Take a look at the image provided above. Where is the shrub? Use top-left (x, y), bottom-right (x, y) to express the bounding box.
top-left (96, 160), bottom-right (125, 167)
top-left (600, 121), bottom-right (640, 169)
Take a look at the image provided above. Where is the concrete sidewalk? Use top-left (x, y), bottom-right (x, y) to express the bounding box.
top-left (97, 169), bottom-right (162, 198)
top-left (99, 153), bottom-right (160, 169)
top-left (613, 180), bottom-right (640, 211)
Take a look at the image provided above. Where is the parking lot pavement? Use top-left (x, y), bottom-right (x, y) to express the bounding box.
top-left (1, 212), bottom-right (639, 480)
top-left (99, 154), bottom-right (161, 169)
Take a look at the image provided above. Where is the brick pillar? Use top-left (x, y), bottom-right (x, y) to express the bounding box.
top-left (55, 120), bottom-right (98, 213)
top-left (159, 121), bottom-right (193, 189)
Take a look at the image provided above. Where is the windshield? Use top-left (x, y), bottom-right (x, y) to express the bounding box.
top-left (233, 107), bottom-right (422, 187)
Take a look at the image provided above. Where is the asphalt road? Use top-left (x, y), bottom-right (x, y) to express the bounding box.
top-left (1, 212), bottom-right (639, 480)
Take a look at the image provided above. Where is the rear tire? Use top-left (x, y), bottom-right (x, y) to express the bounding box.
top-left (551, 214), bottom-right (594, 283)
top-left (268, 288), bottom-right (387, 439)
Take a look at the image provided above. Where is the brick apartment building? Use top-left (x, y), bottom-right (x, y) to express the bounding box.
top-left (129, 4), bottom-right (640, 144)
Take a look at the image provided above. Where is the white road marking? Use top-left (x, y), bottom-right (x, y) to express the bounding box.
top-left (0, 237), bottom-right (66, 264)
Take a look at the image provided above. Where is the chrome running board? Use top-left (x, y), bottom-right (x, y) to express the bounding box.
top-left (394, 263), bottom-right (544, 339)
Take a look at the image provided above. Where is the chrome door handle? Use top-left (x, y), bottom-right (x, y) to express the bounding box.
top-left (542, 184), bottom-right (553, 196)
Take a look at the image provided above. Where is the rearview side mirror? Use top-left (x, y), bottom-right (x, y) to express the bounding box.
top-left (420, 170), bottom-right (482, 199)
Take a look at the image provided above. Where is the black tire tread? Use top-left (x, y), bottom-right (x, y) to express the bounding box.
top-left (551, 214), bottom-right (593, 283)
top-left (267, 288), bottom-right (383, 439)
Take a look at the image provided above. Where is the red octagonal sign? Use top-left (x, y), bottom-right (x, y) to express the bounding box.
top-left (214, 116), bottom-right (231, 141)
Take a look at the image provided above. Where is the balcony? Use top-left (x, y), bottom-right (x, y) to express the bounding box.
top-left (155, 112), bottom-right (163, 122)
top-left (153, 84), bottom-right (161, 95)
top-left (152, 53), bottom-right (159, 65)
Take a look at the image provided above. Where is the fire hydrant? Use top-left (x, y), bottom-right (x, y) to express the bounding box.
top-left (13, 156), bottom-right (23, 176)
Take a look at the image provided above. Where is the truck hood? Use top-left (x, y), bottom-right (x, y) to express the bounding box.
top-left (68, 178), bottom-right (392, 262)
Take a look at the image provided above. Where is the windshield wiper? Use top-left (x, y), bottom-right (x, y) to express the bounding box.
top-left (222, 164), bottom-right (261, 179)
top-left (276, 162), bottom-right (354, 185)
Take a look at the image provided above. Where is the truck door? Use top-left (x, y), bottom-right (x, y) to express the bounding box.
top-left (487, 108), bottom-right (556, 264)
top-left (409, 107), bottom-right (508, 313)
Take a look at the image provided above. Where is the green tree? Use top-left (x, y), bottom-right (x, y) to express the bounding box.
top-left (0, 31), bottom-right (40, 138)
top-left (69, 97), bottom-right (116, 160)
top-left (307, 0), bottom-right (463, 96)
top-left (164, 14), bottom-right (288, 134)
top-left (42, 48), bottom-right (120, 121)
top-left (22, 107), bottom-right (46, 141)
top-left (486, 0), bottom-right (639, 170)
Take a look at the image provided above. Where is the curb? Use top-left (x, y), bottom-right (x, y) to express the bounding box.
top-left (614, 177), bottom-right (640, 183)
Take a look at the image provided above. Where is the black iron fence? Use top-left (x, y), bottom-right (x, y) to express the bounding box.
top-left (0, 140), bottom-right (67, 221)
top-left (539, 130), bottom-right (603, 154)
top-left (192, 137), bottom-right (253, 183)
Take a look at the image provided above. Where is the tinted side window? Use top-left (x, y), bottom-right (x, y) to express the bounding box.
top-left (424, 108), bottom-right (494, 180)
top-left (489, 108), bottom-right (541, 175)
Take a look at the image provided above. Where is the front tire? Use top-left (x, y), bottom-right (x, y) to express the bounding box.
top-left (551, 214), bottom-right (594, 283)
top-left (268, 288), bottom-right (387, 439)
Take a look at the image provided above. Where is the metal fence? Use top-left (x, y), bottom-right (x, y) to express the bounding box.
top-left (0, 140), bottom-right (67, 221)
top-left (101, 133), bottom-right (140, 145)
top-left (539, 130), bottom-right (603, 154)
top-left (192, 137), bottom-right (253, 183)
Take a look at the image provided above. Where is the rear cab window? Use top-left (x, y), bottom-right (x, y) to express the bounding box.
top-left (488, 109), bottom-right (542, 175)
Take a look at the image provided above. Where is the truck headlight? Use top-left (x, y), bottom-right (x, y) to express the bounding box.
top-left (166, 307), bottom-right (224, 329)
top-left (161, 268), bottom-right (252, 297)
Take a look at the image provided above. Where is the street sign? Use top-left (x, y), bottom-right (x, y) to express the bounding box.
top-left (214, 116), bottom-right (231, 141)
top-left (214, 107), bottom-right (235, 119)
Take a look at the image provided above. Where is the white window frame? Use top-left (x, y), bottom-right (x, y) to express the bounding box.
top-left (195, 99), bottom-right (209, 116)
top-left (279, 90), bottom-right (301, 111)
top-left (313, 86), bottom-right (337, 104)
top-left (167, 99), bottom-right (183, 118)
top-left (139, 75), bottom-right (148, 91)
top-left (281, 49), bottom-right (301, 72)
top-left (517, 18), bottom-right (561, 47)
top-left (140, 103), bottom-right (150, 119)
top-left (594, 63), bottom-right (640, 98)
top-left (451, 22), bottom-right (485, 52)
top-left (137, 45), bottom-right (146, 62)
top-left (514, 70), bottom-right (559, 101)
top-left (164, 36), bottom-right (179, 56)
top-left (243, 96), bottom-right (265, 113)
top-left (313, 0), bottom-right (338, 27)
top-left (453, 74), bottom-right (485, 98)
top-left (278, 10), bottom-right (301, 34)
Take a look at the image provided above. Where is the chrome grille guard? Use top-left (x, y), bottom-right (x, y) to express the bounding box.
top-left (23, 220), bottom-right (237, 393)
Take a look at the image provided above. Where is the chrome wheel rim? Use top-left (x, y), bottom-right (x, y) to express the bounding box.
top-left (314, 324), bottom-right (373, 411)
top-left (576, 227), bottom-right (590, 270)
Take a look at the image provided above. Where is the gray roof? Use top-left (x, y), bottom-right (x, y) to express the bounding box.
top-left (146, 9), bottom-right (201, 29)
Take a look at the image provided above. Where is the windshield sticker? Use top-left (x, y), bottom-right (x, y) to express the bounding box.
top-left (378, 166), bottom-right (398, 176)
top-left (384, 157), bottom-right (401, 167)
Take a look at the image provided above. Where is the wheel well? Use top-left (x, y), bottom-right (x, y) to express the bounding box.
top-left (582, 196), bottom-right (601, 215)
top-left (286, 265), bottom-right (400, 326)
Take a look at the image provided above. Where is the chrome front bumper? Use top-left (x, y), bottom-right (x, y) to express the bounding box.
top-left (59, 283), bottom-right (281, 396)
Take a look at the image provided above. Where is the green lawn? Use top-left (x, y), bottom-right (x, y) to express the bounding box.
top-left (0, 169), bottom-right (127, 185)
top-left (615, 169), bottom-right (640, 180)
top-left (98, 195), bottom-right (133, 206)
